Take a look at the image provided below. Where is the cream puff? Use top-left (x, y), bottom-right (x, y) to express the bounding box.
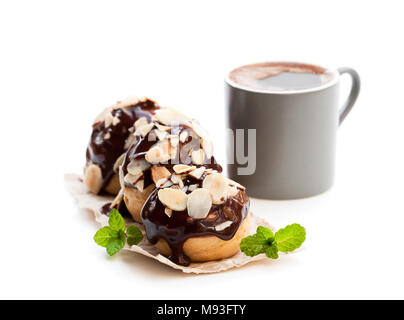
top-left (113, 108), bottom-right (222, 223)
top-left (141, 168), bottom-right (250, 266)
top-left (84, 96), bottom-right (159, 195)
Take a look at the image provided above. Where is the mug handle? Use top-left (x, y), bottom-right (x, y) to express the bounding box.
top-left (338, 67), bottom-right (361, 125)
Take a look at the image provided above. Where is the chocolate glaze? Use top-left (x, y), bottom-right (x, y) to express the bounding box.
top-left (86, 99), bottom-right (159, 192)
top-left (141, 180), bottom-right (249, 266)
top-left (121, 123), bottom-right (222, 190)
top-left (100, 201), bottom-right (131, 218)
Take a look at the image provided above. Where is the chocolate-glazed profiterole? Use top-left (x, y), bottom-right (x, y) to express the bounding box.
top-left (111, 108), bottom-right (222, 223)
top-left (141, 168), bottom-right (250, 266)
top-left (84, 96), bottom-right (159, 194)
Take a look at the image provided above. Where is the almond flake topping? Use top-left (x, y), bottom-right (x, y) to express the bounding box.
top-left (104, 111), bottom-right (114, 128)
top-left (145, 145), bottom-right (170, 164)
top-left (187, 188), bottom-right (212, 219)
top-left (168, 135), bottom-right (180, 148)
top-left (156, 178), bottom-right (173, 188)
top-left (124, 134), bottom-right (136, 149)
top-left (226, 178), bottom-right (246, 190)
top-left (173, 164), bottom-right (196, 174)
top-left (124, 172), bottom-right (143, 185)
top-left (171, 174), bottom-right (184, 188)
top-left (188, 184), bottom-right (198, 192)
top-left (113, 153), bottom-right (125, 172)
top-left (215, 221), bottom-right (233, 231)
top-left (191, 149), bottom-right (205, 165)
top-left (164, 208), bottom-right (173, 217)
top-left (154, 108), bottom-right (191, 126)
top-left (134, 117), bottom-right (148, 130)
top-left (202, 172), bottom-right (227, 204)
top-left (118, 96), bottom-right (141, 108)
top-left (151, 166), bottom-right (171, 184)
top-left (127, 159), bottom-right (151, 176)
top-left (155, 129), bottom-right (168, 141)
top-left (179, 130), bottom-right (189, 143)
top-left (188, 166), bottom-right (205, 179)
top-left (158, 188), bottom-right (188, 211)
top-left (136, 123), bottom-right (154, 137)
top-left (112, 116), bottom-right (120, 126)
top-left (134, 179), bottom-right (144, 192)
top-left (155, 123), bottom-right (172, 132)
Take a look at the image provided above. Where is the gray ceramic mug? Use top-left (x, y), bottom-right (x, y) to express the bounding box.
top-left (225, 63), bottom-right (360, 199)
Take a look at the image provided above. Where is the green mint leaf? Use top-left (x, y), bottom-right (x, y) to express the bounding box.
top-left (256, 226), bottom-right (275, 243)
top-left (106, 236), bottom-right (126, 256)
top-left (265, 242), bottom-right (279, 259)
top-left (108, 209), bottom-right (125, 232)
top-left (126, 225), bottom-right (143, 246)
top-left (93, 227), bottom-right (114, 248)
top-left (240, 226), bottom-right (277, 258)
top-left (275, 223), bottom-right (306, 253)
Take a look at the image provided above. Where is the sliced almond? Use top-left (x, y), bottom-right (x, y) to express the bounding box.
top-left (118, 96), bottom-right (140, 108)
top-left (124, 172), bottom-right (143, 185)
top-left (104, 132), bottom-right (111, 140)
top-left (227, 185), bottom-right (239, 197)
top-left (84, 164), bottom-right (103, 194)
top-left (173, 164), bottom-right (196, 174)
top-left (164, 208), bottom-right (173, 217)
top-left (145, 145), bottom-right (170, 164)
top-left (104, 111), bottom-right (114, 128)
top-left (124, 134), bottom-right (136, 149)
top-left (155, 129), bottom-right (168, 141)
top-left (188, 166), bottom-right (205, 179)
top-left (162, 180), bottom-right (174, 188)
top-left (134, 117), bottom-right (148, 130)
top-left (112, 116), bottom-right (120, 126)
top-left (215, 221), bottom-right (233, 231)
top-left (187, 188), bottom-right (212, 219)
top-left (155, 123), bottom-right (172, 132)
top-left (110, 189), bottom-right (124, 208)
top-left (158, 188), bottom-right (188, 211)
top-left (156, 178), bottom-right (173, 188)
top-left (188, 184), bottom-right (198, 192)
top-left (171, 174), bottom-right (184, 188)
top-left (179, 130), bottom-right (189, 143)
top-left (113, 153), bottom-right (125, 172)
top-left (134, 179), bottom-right (144, 192)
top-left (151, 165), bottom-right (171, 184)
top-left (190, 120), bottom-right (209, 140)
top-left (202, 172), bottom-right (227, 204)
top-left (191, 149), bottom-right (205, 165)
top-left (226, 178), bottom-right (246, 190)
top-left (154, 108), bottom-right (191, 126)
top-left (127, 159), bottom-right (151, 176)
top-left (205, 169), bottom-right (218, 175)
top-left (136, 123), bottom-right (154, 137)
top-left (168, 135), bottom-right (179, 148)
top-left (201, 138), bottom-right (213, 160)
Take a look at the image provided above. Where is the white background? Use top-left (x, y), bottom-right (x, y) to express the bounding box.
top-left (1, 0), bottom-right (403, 299)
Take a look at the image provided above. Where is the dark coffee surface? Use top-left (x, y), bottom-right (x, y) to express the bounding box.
top-left (229, 62), bottom-right (334, 91)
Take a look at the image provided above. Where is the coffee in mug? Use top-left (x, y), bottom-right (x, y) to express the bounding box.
top-left (229, 62), bottom-right (335, 92)
top-left (225, 62), bottom-right (360, 200)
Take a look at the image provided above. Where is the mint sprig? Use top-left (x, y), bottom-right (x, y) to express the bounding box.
top-left (93, 209), bottom-right (143, 256)
top-left (240, 224), bottom-right (305, 259)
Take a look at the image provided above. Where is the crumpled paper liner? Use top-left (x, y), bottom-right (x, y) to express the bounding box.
top-left (65, 173), bottom-right (275, 274)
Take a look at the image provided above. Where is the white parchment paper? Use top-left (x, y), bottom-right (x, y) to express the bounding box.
top-left (65, 173), bottom-right (275, 274)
